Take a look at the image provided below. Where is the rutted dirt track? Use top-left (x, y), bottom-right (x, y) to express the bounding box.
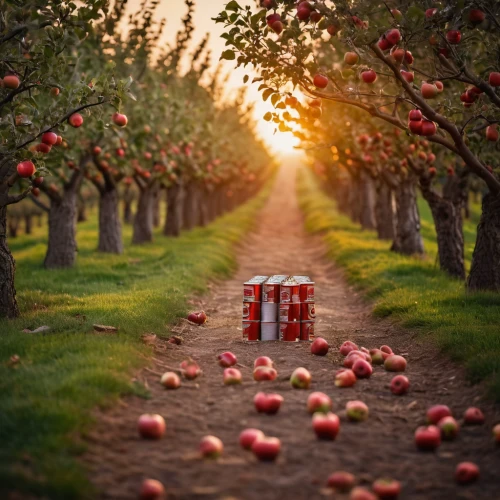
top-left (83, 163), bottom-right (500, 499)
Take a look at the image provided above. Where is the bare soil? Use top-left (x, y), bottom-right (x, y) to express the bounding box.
top-left (82, 164), bottom-right (500, 499)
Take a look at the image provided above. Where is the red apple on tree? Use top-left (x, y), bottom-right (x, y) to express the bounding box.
top-left (3, 75), bottom-right (20, 89)
top-left (468, 9), bottom-right (485, 23)
top-left (313, 74), bottom-right (328, 89)
top-left (41, 132), bottom-right (58, 145)
top-left (68, 113), bottom-right (83, 128)
top-left (344, 52), bottom-right (359, 65)
top-left (112, 112), bottom-right (128, 127)
top-left (486, 125), bottom-right (498, 142)
top-left (138, 414), bottom-right (166, 440)
top-left (361, 69), bottom-right (377, 84)
top-left (421, 82), bottom-right (438, 99)
top-left (489, 72), bottom-right (500, 87)
top-left (446, 30), bottom-right (461, 44)
top-left (239, 428), bottom-right (264, 450)
top-left (16, 160), bottom-right (36, 178)
top-left (307, 392), bottom-right (332, 413)
top-left (312, 412), bottom-right (340, 440)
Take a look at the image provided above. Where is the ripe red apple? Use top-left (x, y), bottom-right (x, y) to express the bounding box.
top-left (421, 82), bottom-right (438, 99)
top-left (251, 436), bottom-right (281, 461)
top-left (41, 132), bottom-right (58, 145)
top-left (390, 48), bottom-right (405, 63)
top-left (313, 74), bottom-right (328, 89)
top-left (372, 478), bottom-right (401, 499)
top-left (415, 425), bottom-right (441, 450)
top-left (254, 356), bottom-right (273, 368)
top-left (455, 462), bottom-right (479, 484)
top-left (344, 52), bottom-right (359, 65)
top-left (68, 113), bottom-right (83, 128)
top-left (138, 414), bottom-right (166, 439)
top-left (112, 112), bottom-right (128, 127)
top-left (199, 435), bottom-right (223, 458)
top-left (408, 110), bottom-right (423, 122)
top-left (489, 72), bottom-right (500, 87)
top-left (361, 69), bottom-right (377, 84)
top-left (218, 351), bottom-right (237, 367)
top-left (343, 351), bottom-right (366, 368)
top-left (310, 11), bottom-right (323, 23)
top-left (409, 120), bottom-right (423, 135)
top-left (253, 366), bottom-right (278, 381)
top-left (139, 478), bottom-right (165, 500)
top-left (31, 187), bottom-right (40, 197)
top-left (335, 368), bottom-right (356, 387)
top-left (311, 337), bottom-right (329, 356)
top-left (290, 367), bottom-right (311, 389)
top-left (224, 367), bottom-right (242, 385)
top-left (116, 148), bottom-right (125, 157)
top-left (3, 75), bottom-right (20, 89)
top-left (160, 371), bottom-right (180, 389)
top-left (93, 146), bottom-right (101, 155)
top-left (327, 24), bottom-right (338, 36)
top-left (404, 51), bottom-right (414, 64)
top-left (50, 87), bottom-right (60, 97)
top-left (16, 160), bottom-right (36, 178)
top-left (285, 96), bottom-right (298, 107)
top-left (427, 404), bottom-right (452, 424)
top-left (350, 487), bottom-right (377, 500)
top-left (239, 428), bottom-right (264, 450)
top-left (400, 70), bottom-right (414, 83)
top-left (307, 392), bottom-right (332, 414)
top-left (493, 423), bottom-right (500, 444)
top-left (340, 340), bottom-right (358, 356)
top-left (187, 311), bottom-right (206, 325)
top-left (33, 176), bottom-right (44, 186)
top-left (369, 349), bottom-right (384, 365)
top-left (352, 359), bottom-right (372, 379)
top-left (380, 345), bottom-right (393, 354)
top-left (463, 407), bottom-right (485, 425)
top-left (297, 7), bottom-right (311, 21)
top-left (391, 9), bottom-right (402, 20)
top-left (327, 471), bottom-right (355, 491)
top-left (446, 30), bottom-right (461, 44)
top-left (378, 37), bottom-right (393, 51)
top-left (346, 400), bottom-right (369, 422)
top-left (390, 375), bottom-right (409, 395)
top-left (421, 120), bottom-right (437, 136)
top-left (254, 392), bottom-right (283, 414)
top-left (180, 359), bottom-right (201, 380)
top-left (486, 125), bottom-right (498, 142)
top-left (438, 416), bottom-right (459, 440)
top-left (385, 29), bottom-right (401, 46)
top-left (312, 412), bottom-right (340, 440)
top-left (469, 9), bottom-right (485, 23)
top-left (434, 81), bottom-right (444, 92)
top-left (425, 8), bottom-right (438, 18)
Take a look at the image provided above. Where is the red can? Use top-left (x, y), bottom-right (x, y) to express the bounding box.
top-left (300, 322), bottom-right (315, 341)
top-left (300, 302), bottom-right (316, 321)
top-left (299, 282), bottom-right (315, 302)
top-left (243, 301), bottom-right (261, 321)
top-left (242, 321), bottom-right (260, 341)
top-left (280, 322), bottom-right (300, 342)
top-left (279, 303), bottom-right (300, 322)
top-left (262, 283), bottom-right (280, 303)
top-left (280, 281), bottom-right (300, 304)
top-left (243, 276), bottom-right (268, 302)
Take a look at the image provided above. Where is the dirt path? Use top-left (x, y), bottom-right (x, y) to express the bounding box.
top-left (83, 162), bottom-right (500, 499)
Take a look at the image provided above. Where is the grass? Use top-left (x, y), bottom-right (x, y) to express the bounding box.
top-left (0, 186), bottom-right (271, 499)
top-left (297, 168), bottom-right (500, 401)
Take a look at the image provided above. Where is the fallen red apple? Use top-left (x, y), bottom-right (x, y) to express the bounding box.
top-left (218, 351), bottom-right (237, 367)
top-left (463, 407), bottom-right (484, 425)
top-left (438, 416), bottom-right (459, 440)
top-left (350, 487), bottom-right (377, 500)
top-left (254, 356), bottom-right (273, 368)
top-left (290, 367), bottom-right (311, 389)
top-left (311, 337), bottom-right (329, 356)
top-left (493, 423), bottom-right (500, 444)
top-left (224, 367), bottom-right (242, 385)
top-left (253, 366), bottom-right (278, 381)
top-left (138, 414), bottom-right (166, 440)
top-left (346, 400), bottom-right (369, 422)
top-left (307, 392), bottom-right (332, 414)
top-left (312, 412), bottom-right (340, 440)
top-left (352, 359), bottom-right (372, 379)
top-left (199, 435), bottom-right (223, 458)
top-left (239, 428), bottom-right (264, 450)
top-left (327, 471), bottom-right (355, 491)
top-left (139, 478), bottom-right (165, 500)
top-left (369, 349), bottom-right (384, 365)
top-left (380, 345), bottom-right (393, 354)
top-left (187, 311), bottom-right (207, 325)
top-left (427, 404), bottom-right (452, 424)
top-left (384, 355), bottom-right (407, 372)
top-left (390, 375), bottom-right (409, 395)
top-left (372, 478), bottom-right (401, 499)
top-left (335, 368), bottom-right (357, 388)
top-left (180, 359), bottom-right (201, 380)
top-left (254, 392), bottom-right (283, 414)
top-left (339, 340), bottom-right (358, 356)
top-left (251, 436), bottom-right (281, 461)
top-left (160, 371), bottom-right (180, 389)
top-left (415, 425), bottom-right (441, 450)
top-left (455, 462), bottom-right (479, 484)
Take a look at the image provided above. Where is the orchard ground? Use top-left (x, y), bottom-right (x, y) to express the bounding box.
top-left (81, 161), bottom-right (499, 499)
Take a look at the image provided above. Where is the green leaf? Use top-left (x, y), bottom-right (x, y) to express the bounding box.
top-left (226, 1), bottom-right (242, 12)
top-left (263, 112), bottom-right (272, 121)
top-left (262, 88), bottom-right (274, 101)
top-left (220, 50), bottom-right (236, 61)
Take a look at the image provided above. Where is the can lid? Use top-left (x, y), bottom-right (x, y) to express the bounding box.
top-left (298, 281), bottom-right (315, 285)
top-left (265, 275), bottom-right (288, 284)
top-left (281, 276), bottom-right (299, 285)
top-left (294, 275), bottom-right (312, 282)
top-left (244, 276), bottom-right (269, 284)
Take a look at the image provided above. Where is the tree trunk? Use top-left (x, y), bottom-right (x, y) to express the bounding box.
top-left (199, 188), bottom-right (209, 227)
top-left (152, 186), bottom-right (161, 228)
top-left (183, 183), bottom-right (200, 230)
top-left (98, 188), bottom-right (123, 253)
top-left (77, 197), bottom-right (87, 223)
top-left (8, 218), bottom-right (18, 238)
top-left (44, 189), bottom-right (78, 268)
top-left (375, 180), bottom-right (395, 240)
top-left (347, 175), bottom-right (362, 223)
top-left (164, 184), bottom-right (184, 237)
top-left (38, 215), bottom-right (43, 227)
top-left (132, 187), bottom-right (154, 244)
top-left (24, 214), bottom-right (32, 235)
top-left (0, 207), bottom-right (19, 318)
top-left (123, 199), bottom-right (133, 224)
top-left (467, 193), bottom-right (500, 292)
top-left (359, 170), bottom-right (376, 230)
top-left (392, 177), bottom-right (425, 255)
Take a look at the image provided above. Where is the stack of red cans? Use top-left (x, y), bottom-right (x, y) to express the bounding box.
top-left (242, 275), bottom-right (315, 342)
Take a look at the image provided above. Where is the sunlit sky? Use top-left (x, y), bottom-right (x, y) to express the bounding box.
top-left (126, 0), bottom-right (300, 155)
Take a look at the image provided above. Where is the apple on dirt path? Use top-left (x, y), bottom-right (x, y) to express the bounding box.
top-left (438, 416), bottom-right (459, 440)
top-left (199, 435), bottom-right (223, 458)
top-left (369, 349), bottom-right (384, 365)
top-left (254, 392), bottom-right (283, 414)
top-left (455, 462), bottom-right (479, 484)
top-left (327, 471), bottom-right (355, 491)
top-left (254, 356), bottom-right (273, 368)
top-left (465, 407), bottom-right (485, 424)
top-left (253, 365), bottom-right (278, 381)
top-left (187, 311), bottom-right (207, 325)
top-left (384, 355), bottom-right (407, 372)
top-left (390, 375), bottom-right (409, 395)
top-left (160, 371), bottom-right (180, 389)
top-left (415, 425), bottom-right (441, 450)
top-left (372, 478), bottom-right (401, 499)
top-left (223, 367), bottom-right (242, 385)
top-left (350, 487), bottom-right (377, 500)
top-left (239, 428), bottom-right (264, 450)
top-left (352, 358), bottom-right (372, 379)
top-left (311, 337), bottom-right (329, 356)
top-left (312, 412), bottom-right (340, 440)
top-left (138, 414), bottom-right (166, 440)
top-left (335, 368), bottom-right (356, 387)
top-left (427, 404), bottom-right (452, 424)
top-left (218, 351), bottom-right (237, 367)
top-left (139, 478), bottom-right (165, 500)
top-left (180, 359), bottom-right (201, 380)
top-left (251, 436), bottom-right (281, 461)
top-left (307, 392), bottom-right (332, 413)
top-left (346, 401), bottom-right (369, 422)
top-left (340, 341), bottom-right (359, 356)
top-left (290, 367), bottom-right (311, 389)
